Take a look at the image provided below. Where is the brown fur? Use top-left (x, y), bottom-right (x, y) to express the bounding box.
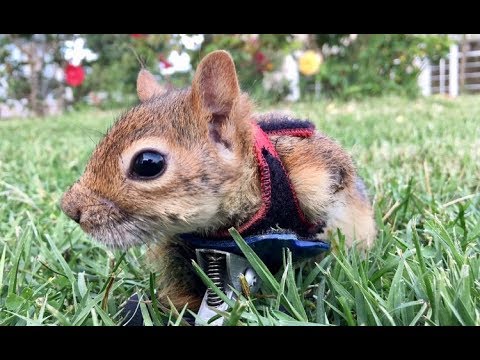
top-left (137, 69), bottom-right (165, 102)
top-left (61, 50), bottom-right (376, 310)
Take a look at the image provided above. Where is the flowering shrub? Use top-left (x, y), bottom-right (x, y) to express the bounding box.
top-left (192, 34), bottom-right (302, 98)
top-left (313, 34), bottom-right (452, 99)
top-left (0, 34), bottom-right (455, 116)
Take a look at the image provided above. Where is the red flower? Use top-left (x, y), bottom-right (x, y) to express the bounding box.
top-left (158, 54), bottom-right (173, 68)
top-left (253, 51), bottom-right (270, 72)
top-left (161, 60), bottom-right (173, 68)
top-left (254, 51), bottom-right (266, 64)
top-left (131, 34), bottom-right (147, 38)
top-left (65, 63), bottom-right (85, 87)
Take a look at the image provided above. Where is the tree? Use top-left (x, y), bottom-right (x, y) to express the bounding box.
top-left (0, 34), bottom-right (74, 116)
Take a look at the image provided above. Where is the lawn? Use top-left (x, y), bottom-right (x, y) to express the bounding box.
top-left (0, 95), bottom-right (479, 326)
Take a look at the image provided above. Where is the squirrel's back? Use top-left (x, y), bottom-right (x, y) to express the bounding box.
top-left (255, 112), bottom-right (376, 248)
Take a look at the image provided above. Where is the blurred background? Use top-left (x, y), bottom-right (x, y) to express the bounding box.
top-left (1, 34), bottom-right (479, 327)
top-left (0, 34), bottom-right (478, 118)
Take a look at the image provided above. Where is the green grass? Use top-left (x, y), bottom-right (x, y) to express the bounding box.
top-left (0, 95), bottom-right (479, 326)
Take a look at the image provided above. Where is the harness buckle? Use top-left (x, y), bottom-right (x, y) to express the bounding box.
top-left (195, 249), bottom-right (261, 326)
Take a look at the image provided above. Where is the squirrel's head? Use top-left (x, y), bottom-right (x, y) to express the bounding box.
top-left (61, 50), bottom-right (257, 248)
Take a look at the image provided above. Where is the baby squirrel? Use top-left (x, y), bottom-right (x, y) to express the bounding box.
top-left (61, 50), bottom-right (376, 309)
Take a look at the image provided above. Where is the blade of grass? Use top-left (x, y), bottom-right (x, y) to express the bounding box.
top-left (94, 305), bottom-right (116, 326)
top-left (77, 271), bottom-right (87, 298)
top-left (274, 264), bottom-right (289, 311)
top-left (338, 296), bottom-right (355, 326)
top-left (409, 302), bottom-right (428, 326)
top-left (387, 254), bottom-right (405, 312)
top-left (37, 290), bottom-right (50, 323)
top-left (245, 298), bottom-right (265, 326)
top-left (3, 310), bottom-right (44, 326)
top-left (410, 218), bottom-right (435, 314)
top-left (0, 245), bottom-right (6, 290)
top-left (191, 260), bottom-right (235, 308)
top-left (45, 302), bottom-right (72, 326)
top-left (99, 252), bottom-right (126, 293)
top-left (7, 227), bottom-right (28, 294)
top-left (285, 250), bottom-right (308, 321)
top-left (174, 304), bottom-right (189, 326)
top-left (315, 278), bottom-right (327, 325)
top-left (148, 272), bottom-right (164, 326)
top-left (165, 297), bottom-right (190, 326)
top-left (228, 227), bottom-right (307, 321)
top-left (301, 255), bottom-right (332, 292)
top-left (139, 298), bottom-right (153, 326)
top-left (225, 300), bottom-right (247, 326)
top-left (228, 228), bottom-right (280, 293)
top-left (44, 233), bottom-right (78, 310)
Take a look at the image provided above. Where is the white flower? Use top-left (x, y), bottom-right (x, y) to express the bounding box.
top-left (64, 38), bottom-right (98, 66)
top-left (180, 34), bottom-right (204, 51)
top-left (159, 50), bottom-right (192, 76)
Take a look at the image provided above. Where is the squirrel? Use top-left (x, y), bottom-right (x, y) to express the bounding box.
top-left (61, 50), bottom-right (376, 310)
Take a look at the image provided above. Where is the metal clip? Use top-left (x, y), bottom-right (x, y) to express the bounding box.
top-left (195, 249), bottom-right (260, 326)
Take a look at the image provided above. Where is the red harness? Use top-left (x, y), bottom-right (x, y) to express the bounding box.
top-left (179, 117), bottom-right (329, 269)
top-left (212, 118), bottom-right (325, 239)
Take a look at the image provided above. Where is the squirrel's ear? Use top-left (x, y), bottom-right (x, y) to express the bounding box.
top-left (191, 50), bottom-right (240, 115)
top-left (137, 69), bottom-right (165, 102)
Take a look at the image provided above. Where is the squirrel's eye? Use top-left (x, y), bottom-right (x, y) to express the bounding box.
top-left (130, 151), bottom-right (166, 179)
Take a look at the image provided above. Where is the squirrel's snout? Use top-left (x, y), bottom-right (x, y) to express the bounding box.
top-left (63, 202), bottom-right (81, 223)
top-left (61, 186), bottom-right (82, 223)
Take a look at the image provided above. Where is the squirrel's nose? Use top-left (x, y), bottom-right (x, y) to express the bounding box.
top-left (66, 206), bottom-right (81, 223)
top-left (61, 187), bottom-right (82, 224)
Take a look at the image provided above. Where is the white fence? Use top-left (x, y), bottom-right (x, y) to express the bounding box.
top-left (419, 43), bottom-right (480, 96)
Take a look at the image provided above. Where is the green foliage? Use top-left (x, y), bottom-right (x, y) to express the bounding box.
top-left (0, 96), bottom-right (478, 325)
top-left (82, 34), bottom-right (175, 108)
top-left (1, 34), bottom-right (457, 113)
top-left (194, 34), bottom-right (301, 93)
top-left (314, 34), bottom-right (452, 99)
